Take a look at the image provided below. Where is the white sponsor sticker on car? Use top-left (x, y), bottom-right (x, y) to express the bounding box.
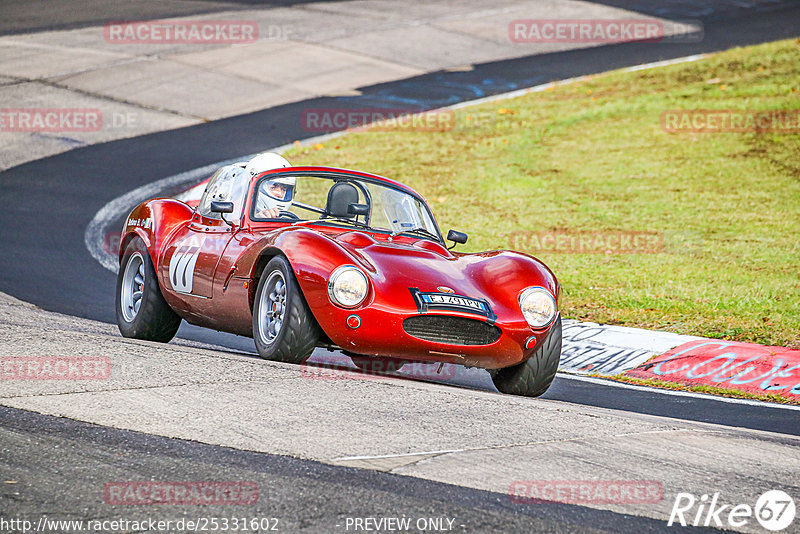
top-left (168, 236), bottom-right (204, 294)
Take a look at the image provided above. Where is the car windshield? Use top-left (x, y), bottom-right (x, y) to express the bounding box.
top-left (251, 174), bottom-right (441, 241)
top-left (197, 164), bottom-right (249, 223)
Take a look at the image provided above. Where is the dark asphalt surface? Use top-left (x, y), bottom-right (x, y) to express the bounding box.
top-left (0, 0), bottom-right (332, 36)
top-left (1, 3), bottom-right (799, 530)
top-left (180, 327), bottom-right (800, 437)
top-left (546, 375), bottom-right (800, 436)
top-left (0, 0), bottom-right (798, 430)
top-left (0, 406), bottom-right (710, 534)
top-left (1, 0), bottom-right (796, 35)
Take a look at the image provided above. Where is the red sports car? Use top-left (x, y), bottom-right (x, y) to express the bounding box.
top-left (115, 165), bottom-right (562, 396)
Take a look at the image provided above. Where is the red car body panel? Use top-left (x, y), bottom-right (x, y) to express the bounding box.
top-left (119, 166), bottom-right (560, 369)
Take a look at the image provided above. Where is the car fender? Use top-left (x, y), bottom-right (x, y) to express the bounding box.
top-left (233, 227), bottom-right (371, 328)
top-left (457, 250), bottom-right (560, 312)
top-left (118, 199), bottom-right (193, 268)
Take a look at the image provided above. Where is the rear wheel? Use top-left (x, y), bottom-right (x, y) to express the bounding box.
top-left (116, 238), bottom-right (181, 342)
top-left (491, 315), bottom-right (562, 397)
top-left (253, 256), bottom-right (320, 363)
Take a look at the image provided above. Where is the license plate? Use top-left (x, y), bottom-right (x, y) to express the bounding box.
top-left (409, 288), bottom-right (496, 323)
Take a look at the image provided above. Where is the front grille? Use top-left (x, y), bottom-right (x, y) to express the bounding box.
top-left (403, 315), bottom-right (501, 346)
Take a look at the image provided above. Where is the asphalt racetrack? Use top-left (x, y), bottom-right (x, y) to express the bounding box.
top-left (1, 1), bottom-right (800, 532)
top-left (4, 406), bottom-right (714, 534)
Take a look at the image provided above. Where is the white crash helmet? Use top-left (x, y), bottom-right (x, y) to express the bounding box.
top-left (248, 152), bottom-right (295, 212)
top-left (245, 152), bottom-right (291, 177)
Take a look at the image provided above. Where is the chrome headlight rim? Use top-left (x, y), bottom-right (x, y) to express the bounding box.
top-left (327, 265), bottom-right (369, 309)
top-left (518, 286), bottom-right (557, 329)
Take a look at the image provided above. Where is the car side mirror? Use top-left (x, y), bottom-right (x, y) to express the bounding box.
top-left (348, 203), bottom-right (369, 216)
top-left (210, 201), bottom-right (234, 214)
top-left (210, 201), bottom-right (235, 227)
top-left (446, 229), bottom-right (468, 250)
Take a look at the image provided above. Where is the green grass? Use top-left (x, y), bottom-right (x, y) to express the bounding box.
top-left (286, 38), bottom-right (800, 349)
top-left (603, 375), bottom-right (800, 405)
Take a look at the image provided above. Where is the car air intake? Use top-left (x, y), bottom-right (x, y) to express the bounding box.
top-left (403, 315), bottom-right (501, 346)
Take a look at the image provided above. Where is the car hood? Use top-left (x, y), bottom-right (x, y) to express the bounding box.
top-left (331, 231), bottom-right (558, 315)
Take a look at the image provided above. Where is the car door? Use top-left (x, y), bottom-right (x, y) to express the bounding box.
top-left (164, 218), bottom-right (233, 299)
top-left (161, 164), bottom-right (249, 305)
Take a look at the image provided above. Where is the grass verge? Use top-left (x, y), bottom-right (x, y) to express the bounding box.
top-left (286, 38), bottom-right (800, 349)
top-left (599, 374), bottom-right (800, 406)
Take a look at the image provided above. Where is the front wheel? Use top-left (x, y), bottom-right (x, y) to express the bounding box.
top-left (115, 238), bottom-right (181, 342)
top-left (491, 315), bottom-right (562, 397)
top-left (252, 256), bottom-right (320, 363)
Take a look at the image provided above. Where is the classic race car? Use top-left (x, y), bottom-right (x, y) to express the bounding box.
top-left (115, 164), bottom-right (562, 397)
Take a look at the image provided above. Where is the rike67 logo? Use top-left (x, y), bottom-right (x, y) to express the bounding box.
top-left (669, 490), bottom-right (796, 531)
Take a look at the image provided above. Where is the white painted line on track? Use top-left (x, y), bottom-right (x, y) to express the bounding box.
top-left (334, 449), bottom-right (464, 462)
top-left (558, 373), bottom-right (800, 411)
top-left (86, 159), bottom-right (240, 272)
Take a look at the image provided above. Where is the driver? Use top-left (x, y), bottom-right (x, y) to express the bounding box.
top-left (245, 153), bottom-right (296, 219)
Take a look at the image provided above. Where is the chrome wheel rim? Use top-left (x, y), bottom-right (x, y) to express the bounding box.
top-left (258, 271), bottom-right (286, 345)
top-left (121, 252), bottom-right (145, 322)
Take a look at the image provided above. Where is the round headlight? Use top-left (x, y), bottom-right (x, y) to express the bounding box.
top-left (519, 287), bottom-right (557, 328)
top-left (328, 266), bottom-right (369, 308)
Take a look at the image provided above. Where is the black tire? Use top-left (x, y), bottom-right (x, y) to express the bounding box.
top-left (491, 315), bottom-right (562, 397)
top-left (115, 237), bottom-right (181, 342)
top-left (252, 256), bottom-right (320, 364)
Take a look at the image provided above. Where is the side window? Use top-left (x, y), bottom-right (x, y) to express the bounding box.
top-left (196, 165), bottom-right (249, 223)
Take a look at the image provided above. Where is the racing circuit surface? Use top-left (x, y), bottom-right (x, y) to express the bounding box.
top-left (1, 1), bottom-right (800, 532)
